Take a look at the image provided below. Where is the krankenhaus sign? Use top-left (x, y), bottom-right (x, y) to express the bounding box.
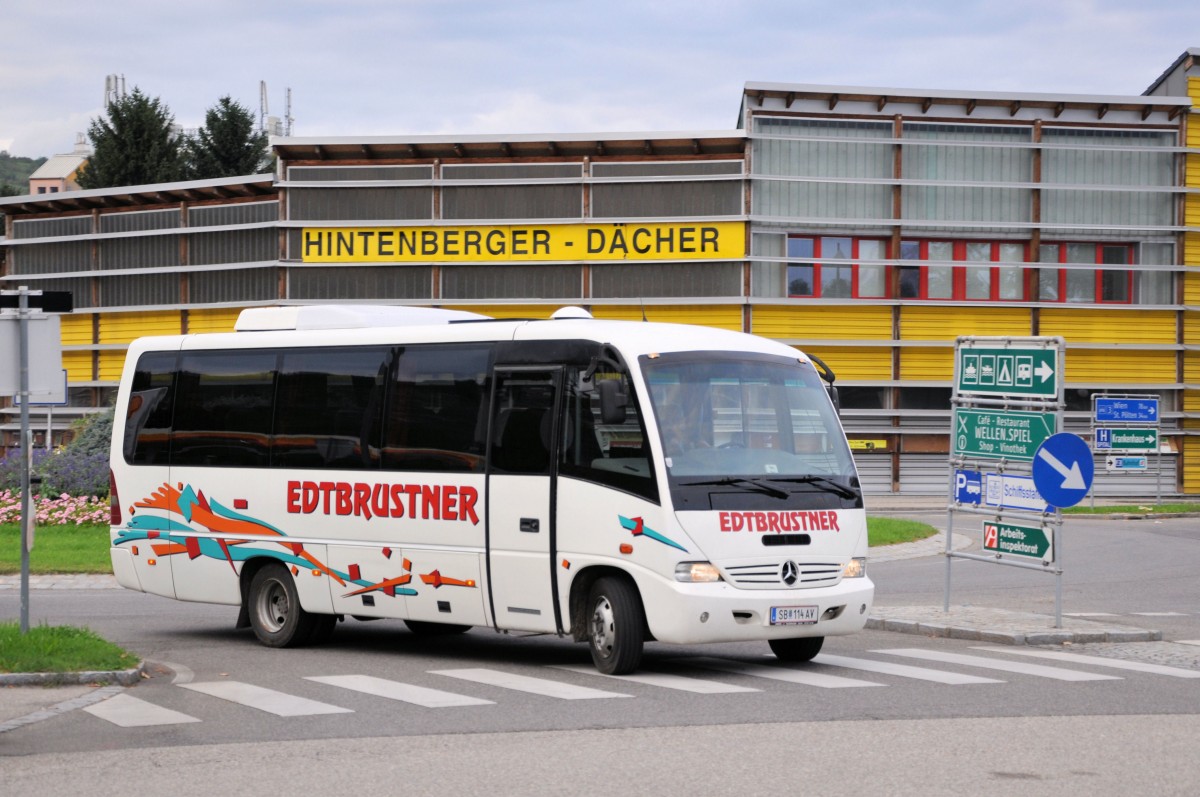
top-left (301, 222), bottom-right (745, 263)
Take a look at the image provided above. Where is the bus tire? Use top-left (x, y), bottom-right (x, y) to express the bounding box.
top-left (404, 620), bottom-right (471, 636)
top-left (587, 576), bottom-right (644, 675)
top-left (248, 563), bottom-right (316, 648)
top-left (768, 635), bottom-right (824, 662)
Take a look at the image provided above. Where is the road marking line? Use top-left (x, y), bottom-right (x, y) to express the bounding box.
top-left (1177, 640), bottom-right (1200, 647)
top-left (683, 657), bottom-right (883, 688)
top-left (305, 675), bottom-right (495, 707)
top-left (551, 665), bottom-right (760, 693)
top-left (1064, 612), bottom-right (1119, 617)
top-left (180, 681), bottom-right (353, 716)
top-left (876, 649), bottom-right (1120, 682)
top-left (812, 654), bottom-right (1004, 685)
top-left (429, 668), bottom-right (631, 700)
top-left (972, 647), bottom-right (1200, 679)
top-left (1129, 612), bottom-right (1188, 617)
top-left (82, 693), bottom-right (201, 727)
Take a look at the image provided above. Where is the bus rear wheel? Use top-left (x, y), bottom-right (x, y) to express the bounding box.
top-left (587, 576), bottom-right (644, 675)
top-left (769, 636), bottom-right (824, 662)
top-left (248, 563), bottom-right (317, 647)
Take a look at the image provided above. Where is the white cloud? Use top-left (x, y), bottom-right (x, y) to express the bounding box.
top-left (0, 0), bottom-right (1195, 157)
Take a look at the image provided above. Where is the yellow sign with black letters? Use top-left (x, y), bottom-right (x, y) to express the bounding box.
top-left (301, 221), bottom-right (745, 263)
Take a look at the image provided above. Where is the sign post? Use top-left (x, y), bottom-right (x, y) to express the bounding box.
top-left (1, 288), bottom-right (72, 634)
top-left (945, 336), bottom-right (1068, 627)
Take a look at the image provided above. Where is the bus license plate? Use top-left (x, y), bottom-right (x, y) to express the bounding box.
top-left (770, 605), bottom-right (818, 625)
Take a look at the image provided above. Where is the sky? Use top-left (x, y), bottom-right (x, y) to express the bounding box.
top-left (1, 0), bottom-right (1197, 159)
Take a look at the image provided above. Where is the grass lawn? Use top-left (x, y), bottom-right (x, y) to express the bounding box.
top-left (866, 516), bottom-right (939, 547)
top-left (0, 622), bottom-right (139, 674)
top-left (0, 522), bottom-right (112, 575)
top-left (1063, 502), bottom-right (1200, 515)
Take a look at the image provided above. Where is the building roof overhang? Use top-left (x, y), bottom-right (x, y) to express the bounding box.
top-left (271, 131), bottom-right (746, 162)
top-left (0, 174), bottom-right (277, 216)
top-left (739, 82), bottom-right (1193, 125)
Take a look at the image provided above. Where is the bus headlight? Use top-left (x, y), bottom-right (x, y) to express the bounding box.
top-left (675, 562), bottom-right (723, 583)
top-left (842, 558), bottom-right (867, 578)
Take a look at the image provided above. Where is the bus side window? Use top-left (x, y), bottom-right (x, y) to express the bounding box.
top-left (558, 369), bottom-right (658, 503)
top-left (273, 347), bottom-right (389, 470)
top-left (172, 351), bottom-right (277, 468)
top-left (124, 351), bottom-right (178, 465)
top-left (382, 344), bottom-right (491, 473)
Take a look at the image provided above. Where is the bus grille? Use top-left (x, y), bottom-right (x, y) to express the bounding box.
top-left (723, 561), bottom-right (842, 589)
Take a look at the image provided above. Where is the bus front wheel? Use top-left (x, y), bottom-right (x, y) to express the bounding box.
top-left (769, 635), bottom-right (824, 662)
top-left (587, 576), bottom-right (644, 675)
top-left (249, 563), bottom-right (317, 647)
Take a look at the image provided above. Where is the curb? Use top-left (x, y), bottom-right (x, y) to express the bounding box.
top-left (0, 661), bottom-right (145, 687)
top-left (864, 616), bottom-right (1162, 645)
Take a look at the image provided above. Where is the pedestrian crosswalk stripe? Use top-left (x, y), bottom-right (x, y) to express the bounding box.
top-left (877, 649), bottom-right (1122, 682)
top-left (812, 653), bottom-right (1004, 685)
top-left (305, 675), bottom-right (496, 706)
top-left (551, 665), bottom-right (760, 693)
top-left (83, 693), bottom-right (201, 727)
top-left (971, 647), bottom-right (1200, 679)
top-left (683, 657), bottom-right (883, 688)
top-left (429, 668), bottom-right (632, 700)
top-left (180, 681), bottom-right (354, 716)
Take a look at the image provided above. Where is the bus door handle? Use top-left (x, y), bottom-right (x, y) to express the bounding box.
top-left (519, 517), bottom-right (540, 533)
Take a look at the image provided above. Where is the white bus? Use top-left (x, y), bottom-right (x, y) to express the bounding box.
top-left (109, 305), bottom-right (873, 674)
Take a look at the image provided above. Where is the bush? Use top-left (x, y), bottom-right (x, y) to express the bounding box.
top-left (0, 407), bottom-right (113, 498)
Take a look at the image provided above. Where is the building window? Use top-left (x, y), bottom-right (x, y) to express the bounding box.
top-left (1037, 243), bottom-right (1134, 305)
top-left (787, 236), bottom-right (887, 298)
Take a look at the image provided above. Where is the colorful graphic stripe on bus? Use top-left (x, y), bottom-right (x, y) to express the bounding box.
top-left (115, 482), bottom-right (422, 597)
top-left (619, 515), bottom-right (688, 552)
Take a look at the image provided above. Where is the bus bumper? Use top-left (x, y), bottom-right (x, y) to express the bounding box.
top-left (634, 573), bottom-right (875, 645)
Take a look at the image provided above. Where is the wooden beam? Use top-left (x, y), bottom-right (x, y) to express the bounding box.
top-left (1009, 100), bottom-right (1021, 117)
top-left (1141, 105), bottom-right (1153, 121)
top-left (594, 141), bottom-right (605, 156)
top-left (360, 144), bottom-right (372, 157)
top-left (452, 143), bottom-right (465, 157)
top-left (691, 139), bottom-right (701, 155)
top-left (966, 99), bottom-right (976, 115)
top-left (547, 141), bottom-right (558, 156)
top-left (1054, 102), bottom-right (1065, 118)
top-left (922, 97), bottom-right (933, 113)
top-left (644, 140), bottom-right (654, 155)
top-left (785, 92), bottom-right (795, 108)
top-left (828, 93), bottom-right (839, 110)
top-left (1097, 104), bottom-right (1109, 119)
top-left (407, 143), bottom-right (420, 158)
top-left (877, 95), bottom-right (888, 112)
top-left (500, 141), bottom-right (512, 156)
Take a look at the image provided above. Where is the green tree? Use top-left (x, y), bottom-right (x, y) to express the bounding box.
top-left (76, 88), bottom-right (187, 189)
top-left (188, 96), bottom-right (270, 179)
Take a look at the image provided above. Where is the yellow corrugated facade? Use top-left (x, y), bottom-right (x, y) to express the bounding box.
top-left (898, 306), bottom-right (1031, 340)
top-left (898, 347), bottom-right (954, 381)
top-left (61, 350), bottom-right (92, 383)
top-left (1040, 308), bottom-right (1177, 344)
top-left (802, 346), bottom-right (892, 382)
top-left (590, 304), bottom-right (744, 330)
top-left (186, 308), bottom-right (242, 333)
top-left (1182, 77), bottom-right (1200, 492)
top-left (750, 305), bottom-right (893, 340)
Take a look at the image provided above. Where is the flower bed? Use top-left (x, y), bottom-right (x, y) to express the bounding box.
top-left (0, 490), bottom-right (109, 526)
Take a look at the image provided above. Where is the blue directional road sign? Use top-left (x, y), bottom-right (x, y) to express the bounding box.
top-left (1032, 433), bottom-right (1095, 509)
top-left (1094, 397), bottom-right (1158, 424)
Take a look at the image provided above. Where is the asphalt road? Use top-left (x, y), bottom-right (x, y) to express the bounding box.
top-left (1, 514), bottom-right (1197, 794)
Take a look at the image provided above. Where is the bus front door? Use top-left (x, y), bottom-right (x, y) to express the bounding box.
top-left (485, 368), bottom-right (563, 634)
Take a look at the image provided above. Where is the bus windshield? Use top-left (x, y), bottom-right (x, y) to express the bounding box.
top-left (641, 351), bottom-right (860, 509)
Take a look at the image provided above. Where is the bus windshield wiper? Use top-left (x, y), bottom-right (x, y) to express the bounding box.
top-left (677, 477), bottom-right (789, 499)
top-left (766, 475), bottom-right (859, 500)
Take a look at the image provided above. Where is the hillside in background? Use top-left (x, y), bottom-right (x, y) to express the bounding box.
top-left (0, 151), bottom-right (47, 195)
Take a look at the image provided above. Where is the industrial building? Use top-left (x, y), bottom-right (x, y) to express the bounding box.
top-left (2, 49), bottom-right (1198, 496)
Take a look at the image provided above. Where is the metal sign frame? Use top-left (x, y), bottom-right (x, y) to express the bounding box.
top-left (945, 336), bottom-right (1069, 627)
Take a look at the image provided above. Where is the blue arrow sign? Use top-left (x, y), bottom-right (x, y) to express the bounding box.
top-left (1032, 433), bottom-right (1095, 509)
top-left (1094, 397), bottom-right (1158, 424)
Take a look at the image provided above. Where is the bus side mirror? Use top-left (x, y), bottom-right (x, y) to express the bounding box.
top-left (598, 379), bottom-right (627, 424)
top-left (827, 385), bottom-right (841, 414)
